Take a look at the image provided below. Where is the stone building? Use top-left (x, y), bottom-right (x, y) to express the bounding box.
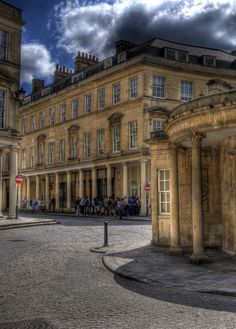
top-left (0, 0), bottom-right (24, 218)
top-left (5, 37), bottom-right (236, 225)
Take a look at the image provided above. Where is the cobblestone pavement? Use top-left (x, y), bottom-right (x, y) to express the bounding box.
top-left (0, 215), bottom-right (236, 329)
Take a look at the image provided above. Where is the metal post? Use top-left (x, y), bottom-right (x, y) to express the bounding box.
top-left (104, 221), bottom-right (108, 247)
top-left (15, 186), bottom-right (19, 219)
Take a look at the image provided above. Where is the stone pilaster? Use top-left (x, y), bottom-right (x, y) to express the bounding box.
top-left (140, 160), bottom-right (147, 216)
top-left (79, 170), bottom-right (83, 198)
top-left (66, 171), bottom-right (71, 210)
top-left (107, 164), bottom-right (112, 197)
top-left (190, 132), bottom-right (209, 263)
top-left (92, 167), bottom-right (97, 198)
top-left (8, 145), bottom-right (18, 219)
top-left (35, 175), bottom-right (40, 200)
top-left (169, 143), bottom-right (182, 254)
top-left (122, 162), bottom-right (128, 198)
top-left (55, 172), bottom-right (60, 210)
top-left (26, 176), bottom-right (31, 208)
top-left (45, 174), bottom-right (49, 209)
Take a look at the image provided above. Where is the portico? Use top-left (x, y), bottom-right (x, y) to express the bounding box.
top-left (149, 87), bottom-right (236, 258)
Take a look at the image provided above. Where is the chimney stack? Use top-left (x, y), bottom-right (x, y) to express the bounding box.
top-left (32, 79), bottom-right (44, 93)
top-left (74, 51), bottom-right (99, 72)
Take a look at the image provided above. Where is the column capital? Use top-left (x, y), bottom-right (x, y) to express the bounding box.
top-left (9, 145), bottom-right (19, 152)
top-left (190, 131), bottom-right (206, 147)
top-left (168, 142), bottom-right (179, 155)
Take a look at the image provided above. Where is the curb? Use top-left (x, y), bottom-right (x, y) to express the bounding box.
top-left (0, 220), bottom-right (58, 230)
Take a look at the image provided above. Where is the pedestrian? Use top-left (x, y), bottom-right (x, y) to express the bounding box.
top-left (50, 196), bottom-right (56, 212)
top-left (75, 197), bottom-right (80, 216)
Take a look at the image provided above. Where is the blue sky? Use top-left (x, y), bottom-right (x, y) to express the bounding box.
top-left (7, 0), bottom-right (236, 93)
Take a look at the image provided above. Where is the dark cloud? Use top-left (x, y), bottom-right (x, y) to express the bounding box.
top-left (53, 0), bottom-right (236, 59)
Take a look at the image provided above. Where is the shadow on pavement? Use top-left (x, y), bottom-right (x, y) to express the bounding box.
top-left (106, 245), bottom-right (236, 312)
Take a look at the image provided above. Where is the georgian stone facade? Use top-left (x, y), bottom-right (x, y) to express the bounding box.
top-left (3, 37), bottom-right (236, 229)
top-left (0, 1), bottom-right (24, 218)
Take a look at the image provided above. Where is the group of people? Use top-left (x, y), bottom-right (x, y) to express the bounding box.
top-left (20, 195), bottom-right (142, 218)
top-left (74, 196), bottom-right (141, 219)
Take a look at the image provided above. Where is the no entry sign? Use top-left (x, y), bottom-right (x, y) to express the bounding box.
top-left (144, 183), bottom-right (151, 191)
top-left (15, 174), bottom-right (23, 185)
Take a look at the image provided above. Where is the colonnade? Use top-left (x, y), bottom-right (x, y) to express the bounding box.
top-left (12, 161), bottom-right (149, 215)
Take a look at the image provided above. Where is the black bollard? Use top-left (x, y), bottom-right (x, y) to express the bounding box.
top-left (103, 221), bottom-right (108, 247)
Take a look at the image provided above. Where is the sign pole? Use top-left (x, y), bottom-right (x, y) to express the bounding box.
top-left (15, 174), bottom-right (24, 219)
top-left (15, 186), bottom-right (19, 219)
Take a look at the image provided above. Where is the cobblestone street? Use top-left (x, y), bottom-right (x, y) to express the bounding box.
top-left (0, 215), bottom-right (236, 329)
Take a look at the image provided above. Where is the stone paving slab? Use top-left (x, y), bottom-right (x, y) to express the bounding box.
top-left (98, 241), bottom-right (236, 296)
top-left (0, 217), bottom-right (57, 230)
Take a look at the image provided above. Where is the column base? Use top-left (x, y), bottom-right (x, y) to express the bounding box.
top-left (0, 213), bottom-right (4, 218)
top-left (7, 215), bottom-right (17, 219)
top-left (168, 246), bottom-right (183, 255)
top-left (190, 253), bottom-right (210, 264)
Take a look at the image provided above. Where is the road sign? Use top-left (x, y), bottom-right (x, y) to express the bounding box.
top-left (15, 174), bottom-right (23, 185)
top-left (144, 183), bottom-right (151, 191)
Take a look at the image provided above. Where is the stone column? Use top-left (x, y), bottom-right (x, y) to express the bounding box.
top-left (2, 179), bottom-right (6, 210)
top-left (140, 160), bottom-right (147, 216)
top-left (66, 171), bottom-right (71, 210)
top-left (79, 170), bottom-right (83, 197)
top-left (45, 174), bottom-right (49, 209)
top-left (55, 172), bottom-right (60, 210)
top-left (190, 132), bottom-right (209, 263)
top-left (92, 167), bottom-right (97, 198)
top-left (122, 162), bottom-right (128, 198)
top-left (35, 175), bottom-right (40, 200)
top-left (107, 164), bottom-right (112, 197)
top-left (8, 146), bottom-right (18, 219)
top-left (0, 151), bottom-right (4, 217)
top-left (26, 176), bottom-right (31, 208)
top-left (169, 143), bottom-right (182, 254)
top-left (151, 150), bottom-right (159, 245)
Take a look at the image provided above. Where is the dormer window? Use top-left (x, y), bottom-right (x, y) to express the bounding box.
top-left (165, 49), bottom-right (176, 60)
top-left (178, 51), bottom-right (188, 62)
top-left (0, 30), bottom-right (7, 61)
top-left (104, 58), bottom-right (113, 69)
top-left (203, 55), bottom-right (216, 67)
top-left (117, 51), bottom-right (126, 64)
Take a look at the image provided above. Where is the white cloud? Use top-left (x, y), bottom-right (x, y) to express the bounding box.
top-left (52, 0), bottom-right (236, 59)
top-left (21, 43), bottom-right (55, 84)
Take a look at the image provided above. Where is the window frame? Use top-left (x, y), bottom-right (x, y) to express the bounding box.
top-left (39, 111), bottom-right (45, 128)
top-left (181, 80), bottom-right (193, 102)
top-left (130, 77), bottom-right (138, 99)
top-left (49, 107), bottom-right (56, 126)
top-left (59, 139), bottom-right (65, 163)
top-left (72, 99), bottom-right (78, 118)
top-left (0, 30), bottom-right (7, 61)
top-left (128, 120), bottom-right (137, 149)
top-left (97, 128), bottom-right (105, 156)
top-left (98, 88), bottom-right (105, 110)
top-left (112, 83), bottom-right (121, 105)
top-left (83, 133), bottom-right (91, 158)
top-left (153, 76), bottom-right (165, 98)
top-left (84, 94), bottom-right (91, 114)
top-left (48, 142), bottom-right (55, 165)
top-left (158, 169), bottom-right (170, 215)
top-left (112, 123), bottom-right (121, 153)
top-left (60, 103), bottom-right (66, 122)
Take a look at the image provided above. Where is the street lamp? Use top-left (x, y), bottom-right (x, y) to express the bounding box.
top-left (13, 87), bottom-right (26, 104)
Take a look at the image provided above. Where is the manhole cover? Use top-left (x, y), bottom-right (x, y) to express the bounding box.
top-left (0, 318), bottom-right (56, 329)
top-left (7, 239), bottom-right (26, 243)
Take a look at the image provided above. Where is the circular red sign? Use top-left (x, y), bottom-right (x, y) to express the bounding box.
top-left (15, 174), bottom-right (23, 185)
top-left (144, 183), bottom-right (151, 191)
